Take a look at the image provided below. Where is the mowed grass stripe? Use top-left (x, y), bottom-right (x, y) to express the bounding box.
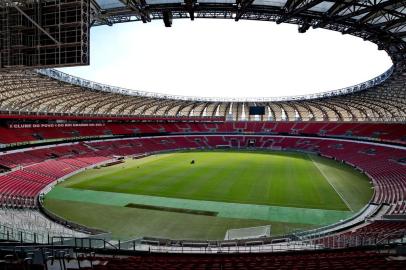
top-left (63, 151), bottom-right (369, 211)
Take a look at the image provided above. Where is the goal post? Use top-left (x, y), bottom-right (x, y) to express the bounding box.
top-left (224, 225), bottom-right (271, 240)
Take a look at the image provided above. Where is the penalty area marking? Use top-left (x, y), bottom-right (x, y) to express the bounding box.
top-left (308, 154), bottom-right (354, 212)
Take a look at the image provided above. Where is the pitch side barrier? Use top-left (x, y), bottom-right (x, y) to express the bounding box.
top-left (295, 204), bottom-right (381, 240)
top-left (36, 159), bottom-right (116, 239)
top-left (0, 206), bottom-right (111, 245)
top-left (0, 220), bottom-right (112, 246)
top-left (38, 203), bottom-right (107, 237)
top-left (1, 236), bottom-right (405, 256)
top-left (43, 224), bottom-right (406, 254)
top-left (110, 200), bottom-right (381, 252)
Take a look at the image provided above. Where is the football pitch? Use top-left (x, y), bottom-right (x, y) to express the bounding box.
top-left (44, 150), bottom-right (373, 240)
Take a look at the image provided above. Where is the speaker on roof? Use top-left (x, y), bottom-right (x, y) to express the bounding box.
top-left (163, 11), bottom-right (173, 27)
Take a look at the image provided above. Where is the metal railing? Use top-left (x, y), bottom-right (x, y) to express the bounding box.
top-left (3, 233), bottom-right (403, 254)
top-left (0, 223), bottom-right (52, 244)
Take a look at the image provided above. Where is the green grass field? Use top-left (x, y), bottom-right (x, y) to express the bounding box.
top-left (44, 150), bottom-right (373, 240)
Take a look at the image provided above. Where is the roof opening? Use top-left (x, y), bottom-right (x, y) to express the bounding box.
top-left (58, 19), bottom-right (393, 99)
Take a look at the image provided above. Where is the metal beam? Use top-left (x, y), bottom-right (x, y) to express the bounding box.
top-left (282, 0), bottom-right (298, 12)
top-left (277, 0), bottom-right (325, 24)
top-left (314, 0), bottom-right (405, 43)
top-left (314, 0), bottom-right (362, 29)
top-left (6, 0), bottom-right (60, 45)
top-left (235, 0), bottom-right (255, 21)
top-left (38, 0), bottom-right (404, 71)
top-left (325, 0), bottom-right (354, 17)
top-left (397, 31), bottom-right (406, 38)
top-left (334, 0), bottom-right (404, 22)
top-left (119, 0), bottom-right (151, 23)
top-left (184, 0), bottom-right (196, 20)
top-left (381, 17), bottom-right (406, 31)
top-left (358, 2), bottom-right (405, 24)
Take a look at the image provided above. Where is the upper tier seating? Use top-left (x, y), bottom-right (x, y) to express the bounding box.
top-left (1, 122), bottom-right (405, 145)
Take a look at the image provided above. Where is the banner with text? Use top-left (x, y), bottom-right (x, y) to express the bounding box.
top-left (8, 123), bottom-right (105, 129)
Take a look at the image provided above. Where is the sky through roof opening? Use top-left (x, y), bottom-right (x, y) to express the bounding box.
top-left (59, 19), bottom-right (393, 99)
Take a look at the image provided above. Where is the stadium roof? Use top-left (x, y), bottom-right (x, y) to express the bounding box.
top-left (90, 0), bottom-right (406, 70)
top-left (0, 1), bottom-right (405, 121)
top-left (0, 66), bottom-right (404, 122)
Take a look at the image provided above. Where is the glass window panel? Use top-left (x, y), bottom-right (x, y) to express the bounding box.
top-left (395, 7), bottom-right (406, 14)
top-left (198, 0), bottom-right (235, 3)
top-left (371, 16), bottom-right (389, 24)
top-left (146, 0), bottom-right (183, 4)
top-left (95, 0), bottom-right (125, 9)
top-left (352, 13), bottom-right (368, 20)
top-left (309, 2), bottom-right (334, 13)
top-left (253, 0), bottom-right (287, 6)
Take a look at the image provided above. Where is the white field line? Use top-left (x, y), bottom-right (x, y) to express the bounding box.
top-left (308, 154), bottom-right (354, 212)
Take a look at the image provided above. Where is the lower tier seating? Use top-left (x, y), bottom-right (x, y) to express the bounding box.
top-left (1, 245), bottom-right (404, 270)
top-left (314, 220), bottom-right (406, 248)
